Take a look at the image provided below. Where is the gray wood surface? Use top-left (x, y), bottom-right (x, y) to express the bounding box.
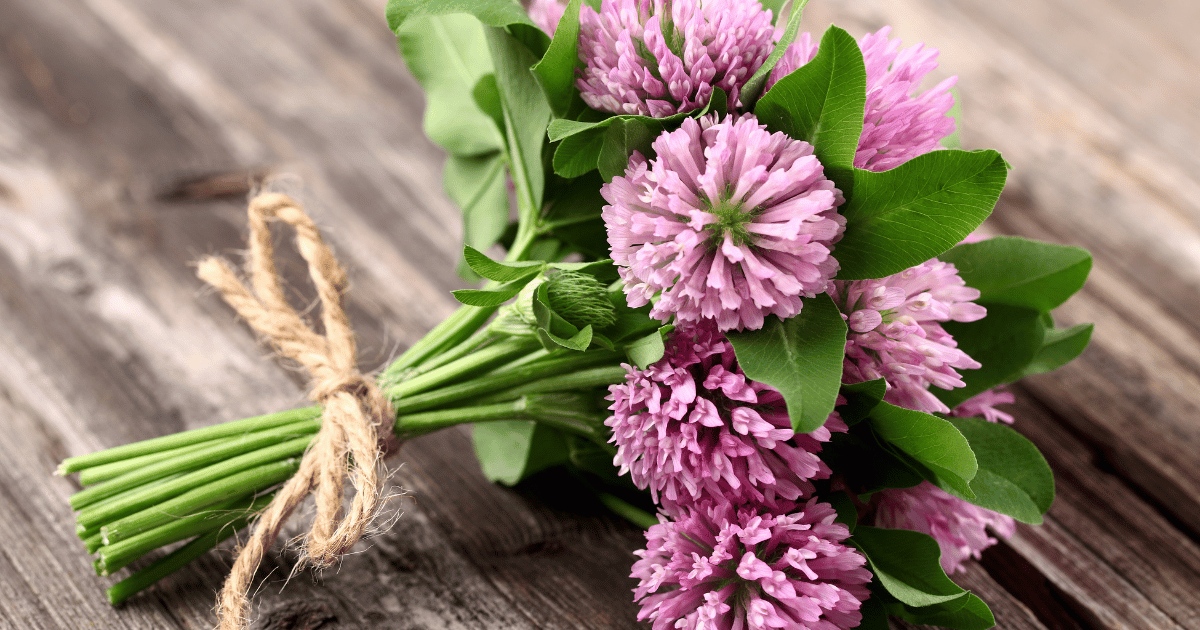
top-left (0, 0), bottom-right (1197, 628)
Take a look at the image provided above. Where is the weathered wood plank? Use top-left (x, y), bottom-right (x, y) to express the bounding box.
top-left (0, 0), bottom-right (1197, 628)
top-left (399, 428), bottom-right (647, 630)
top-left (947, 0), bottom-right (1200, 177)
top-left (972, 390), bottom-right (1200, 629)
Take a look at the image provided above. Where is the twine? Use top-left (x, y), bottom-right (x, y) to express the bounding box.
top-left (196, 192), bottom-right (393, 630)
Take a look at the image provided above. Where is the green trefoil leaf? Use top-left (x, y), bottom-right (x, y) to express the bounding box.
top-left (726, 294), bottom-right (847, 433)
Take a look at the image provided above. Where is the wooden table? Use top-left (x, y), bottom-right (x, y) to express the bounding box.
top-left (1, 0), bottom-right (1198, 628)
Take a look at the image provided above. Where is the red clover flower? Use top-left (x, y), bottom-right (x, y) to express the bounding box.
top-left (603, 113), bottom-right (845, 331)
top-left (577, 0), bottom-right (777, 116)
top-left (631, 499), bottom-right (872, 630)
top-left (830, 258), bottom-right (985, 415)
top-left (606, 320), bottom-right (845, 508)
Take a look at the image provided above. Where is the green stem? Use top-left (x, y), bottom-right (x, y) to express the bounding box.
top-left (106, 511), bottom-right (259, 606)
top-left (407, 326), bottom-right (498, 376)
top-left (394, 394), bottom-right (608, 442)
top-left (84, 532), bottom-right (104, 554)
top-left (78, 438), bottom-right (309, 531)
top-left (520, 393), bottom-right (612, 443)
top-left (77, 521), bottom-right (99, 539)
top-left (70, 419), bottom-right (319, 510)
top-left (98, 494), bottom-right (271, 576)
top-left (537, 213), bottom-right (602, 232)
top-left (393, 399), bottom-right (536, 437)
top-left (384, 304), bottom-right (496, 378)
top-left (58, 406), bottom-right (319, 474)
top-left (597, 492), bottom-right (659, 529)
top-left (392, 351), bottom-right (621, 415)
top-left (381, 214), bottom-right (541, 378)
top-left (387, 337), bottom-right (540, 401)
top-left (79, 441), bottom-right (217, 486)
top-left (491, 365), bottom-right (627, 399)
top-left (100, 459), bottom-right (298, 546)
top-left (78, 474), bottom-right (187, 535)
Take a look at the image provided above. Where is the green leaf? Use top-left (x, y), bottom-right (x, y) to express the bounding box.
top-left (386, 0), bottom-right (549, 56)
top-left (537, 324), bottom-right (593, 351)
top-left (835, 150), bottom-right (1008, 280)
top-left (856, 595), bottom-right (891, 630)
top-left (624, 327), bottom-right (668, 368)
top-left (452, 282), bottom-right (526, 307)
top-left (553, 127), bottom-right (606, 178)
top-left (838, 378), bottom-right (886, 425)
top-left (485, 27), bottom-right (552, 221)
top-left (444, 153), bottom-right (509, 255)
top-left (754, 25), bottom-right (866, 190)
top-left (388, 0), bottom-right (540, 29)
top-left (599, 117), bottom-right (658, 182)
top-left (726, 294), bottom-right (847, 433)
top-left (471, 73), bottom-right (505, 133)
top-left (548, 83), bottom-right (731, 179)
top-left (547, 259), bottom-right (618, 275)
top-left (740, 0), bottom-right (812, 108)
top-left (956, 468), bottom-right (1043, 524)
top-left (531, 0), bottom-right (584, 117)
top-left (756, 0), bottom-right (790, 15)
top-left (937, 304), bottom-right (1044, 409)
top-left (894, 594), bottom-right (996, 630)
top-left (939, 236), bottom-right (1092, 312)
top-left (396, 15), bottom-right (503, 156)
top-left (827, 492), bottom-right (858, 534)
top-left (705, 86), bottom-right (729, 118)
top-left (822, 424), bottom-right (926, 494)
top-left (868, 402), bottom-right (978, 496)
top-left (1021, 322), bottom-right (1093, 377)
top-left (852, 526), bottom-right (972, 608)
top-left (547, 113), bottom-right (656, 142)
top-left (541, 172), bottom-right (609, 258)
top-left (949, 418), bottom-right (1055, 523)
top-left (462, 246), bottom-right (544, 282)
top-left (548, 117), bottom-right (608, 142)
top-left (472, 420), bottom-right (569, 485)
top-left (606, 293), bottom-right (665, 344)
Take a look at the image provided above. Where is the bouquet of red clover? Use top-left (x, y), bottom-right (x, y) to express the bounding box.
top-left (57, 1), bottom-right (1095, 629)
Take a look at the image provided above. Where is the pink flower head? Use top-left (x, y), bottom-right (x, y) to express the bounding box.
top-left (606, 321), bottom-right (845, 508)
top-left (951, 387), bottom-right (1016, 424)
top-left (632, 499), bottom-right (872, 630)
top-left (603, 113), bottom-right (845, 331)
top-left (767, 27), bottom-right (957, 172)
top-left (830, 258), bottom-right (986, 415)
top-left (528, 0), bottom-right (567, 35)
top-left (873, 481), bottom-right (1016, 574)
top-left (577, 0), bottom-right (777, 116)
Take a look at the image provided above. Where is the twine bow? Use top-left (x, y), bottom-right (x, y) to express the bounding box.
top-left (196, 192), bottom-right (393, 630)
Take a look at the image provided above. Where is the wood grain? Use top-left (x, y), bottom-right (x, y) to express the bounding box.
top-left (0, 0), bottom-right (1197, 628)
top-left (995, 390), bottom-right (1200, 629)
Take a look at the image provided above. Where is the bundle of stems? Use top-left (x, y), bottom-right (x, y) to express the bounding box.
top-left (58, 303), bottom-right (626, 604)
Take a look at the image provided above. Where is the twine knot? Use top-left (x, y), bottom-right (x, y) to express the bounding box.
top-left (196, 192), bottom-right (394, 630)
